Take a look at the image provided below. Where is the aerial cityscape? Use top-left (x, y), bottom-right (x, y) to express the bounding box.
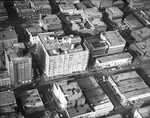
top-left (0, 0), bottom-right (150, 118)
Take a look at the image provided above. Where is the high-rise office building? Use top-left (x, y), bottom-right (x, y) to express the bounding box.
top-left (37, 32), bottom-right (89, 77)
top-left (5, 45), bottom-right (32, 84)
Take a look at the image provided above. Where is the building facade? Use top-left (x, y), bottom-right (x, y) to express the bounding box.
top-left (100, 31), bottom-right (126, 55)
top-left (0, 70), bottom-right (10, 86)
top-left (134, 105), bottom-right (150, 118)
top-left (37, 32), bottom-right (89, 77)
top-left (5, 46), bottom-right (32, 84)
top-left (95, 52), bottom-right (133, 69)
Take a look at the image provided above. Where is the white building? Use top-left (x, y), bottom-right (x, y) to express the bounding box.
top-left (25, 22), bottom-right (43, 44)
top-left (134, 105), bottom-right (150, 118)
top-left (101, 31), bottom-right (126, 55)
top-left (105, 7), bottom-right (123, 23)
top-left (0, 71), bottom-right (10, 86)
top-left (37, 32), bottom-right (89, 77)
top-left (82, 7), bottom-right (102, 19)
top-left (108, 71), bottom-right (150, 105)
top-left (95, 52), bottom-right (132, 69)
top-left (59, 4), bottom-right (82, 15)
top-left (76, 76), bottom-right (114, 117)
top-left (53, 80), bottom-right (86, 109)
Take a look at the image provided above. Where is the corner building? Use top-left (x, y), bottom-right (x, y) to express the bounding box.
top-left (37, 32), bottom-right (89, 77)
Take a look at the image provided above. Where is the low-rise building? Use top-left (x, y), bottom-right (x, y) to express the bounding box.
top-left (105, 114), bottom-right (123, 118)
top-left (130, 39), bottom-right (150, 60)
top-left (32, 1), bottom-right (51, 16)
top-left (134, 105), bottom-right (150, 118)
top-left (101, 31), bottom-right (126, 55)
top-left (131, 27), bottom-right (150, 42)
top-left (18, 89), bottom-right (45, 115)
top-left (17, 8), bottom-right (39, 20)
top-left (105, 7), bottom-right (123, 23)
top-left (0, 90), bottom-right (17, 113)
top-left (40, 14), bottom-right (62, 31)
top-left (108, 71), bottom-right (150, 106)
top-left (59, 4), bottom-right (78, 15)
top-left (124, 14), bottom-right (144, 30)
top-left (53, 80), bottom-right (86, 109)
top-left (129, 0), bottom-right (150, 9)
top-left (67, 15), bottom-right (95, 35)
top-left (66, 104), bottom-right (92, 118)
top-left (90, 0), bottom-right (113, 9)
top-left (76, 76), bottom-right (114, 117)
top-left (84, 35), bottom-right (109, 57)
top-left (14, 1), bottom-right (31, 9)
top-left (56, 0), bottom-right (79, 4)
top-left (89, 17), bottom-right (107, 34)
top-left (95, 52), bottom-right (133, 69)
top-left (0, 29), bottom-right (18, 50)
top-left (23, 21), bottom-right (43, 44)
top-left (0, 70), bottom-right (10, 86)
top-left (0, 3), bottom-right (8, 22)
top-left (83, 7), bottom-right (102, 19)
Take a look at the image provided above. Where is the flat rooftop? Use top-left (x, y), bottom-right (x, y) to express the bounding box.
top-left (125, 14), bottom-right (144, 29)
top-left (83, 7), bottom-right (102, 18)
top-left (59, 81), bottom-right (84, 102)
top-left (76, 76), bottom-right (100, 91)
top-left (35, 4), bottom-right (51, 9)
top-left (19, 89), bottom-right (45, 114)
top-left (89, 18), bottom-right (106, 27)
top-left (25, 23), bottom-right (43, 36)
top-left (132, 27), bottom-right (150, 40)
top-left (59, 4), bottom-right (76, 10)
top-left (38, 32), bottom-right (85, 56)
top-left (110, 71), bottom-right (150, 99)
top-left (101, 31), bottom-right (126, 47)
top-left (134, 39), bottom-right (150, 53)
top-left (111, 71), bottom-right (140, 82)
top-left (0, 29), bottom-right (17, 41)
top-left (137, 105), bottom-right (150, 118)
top-left (96, 52), bottom-right (132, 63)
top-left (106, 7), bottom-right (123, 16)
top-left (0, 91), bottom-right (16, 107)
top-left (42, 15), bottom-right (61, 25)
top-left (67, 104), bottom-right (92, 117)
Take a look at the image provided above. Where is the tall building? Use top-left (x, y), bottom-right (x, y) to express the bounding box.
top-left (37, 32), bottom-right (89, 77)
top-left (5, 44), bottom-right (32, 84)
